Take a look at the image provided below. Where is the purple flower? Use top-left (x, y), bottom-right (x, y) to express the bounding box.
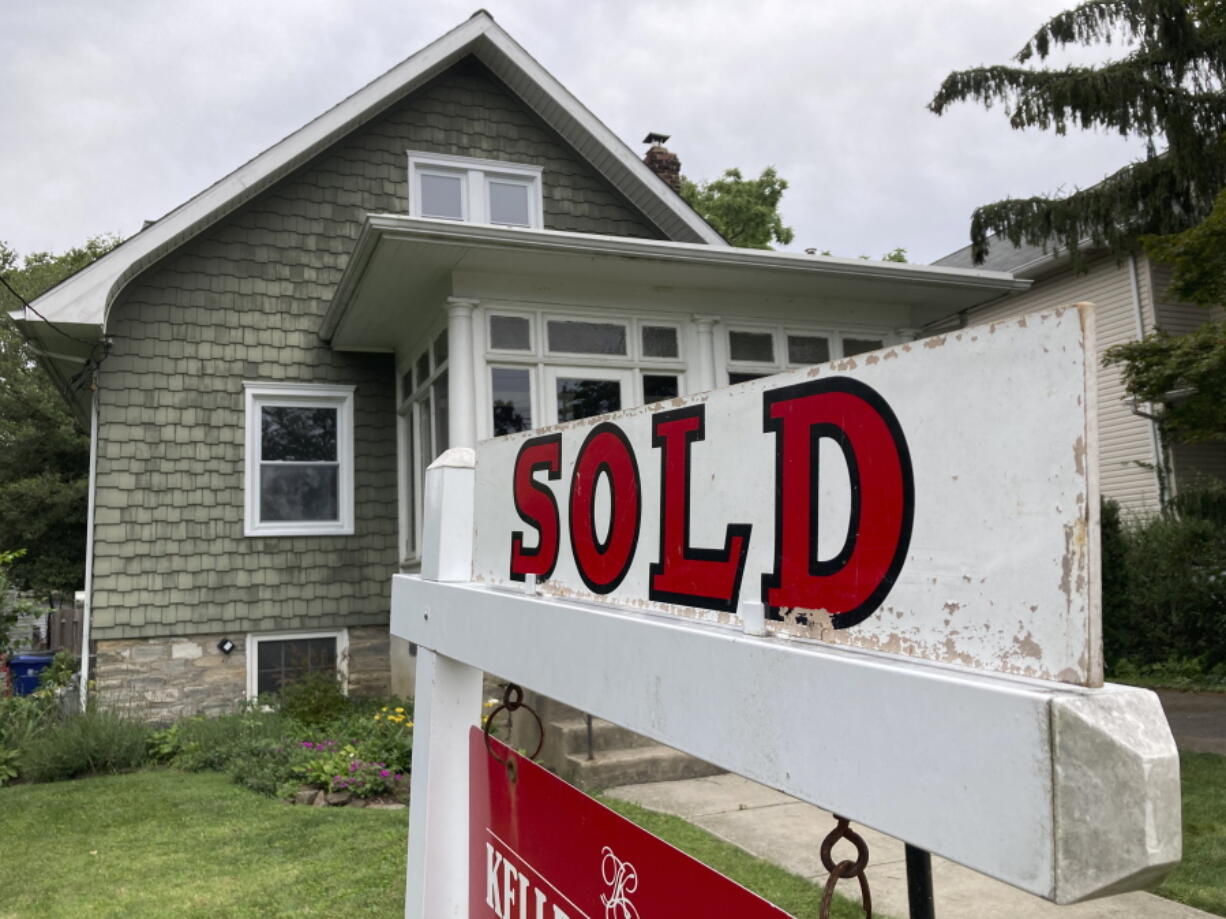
top-left (379, 769), bottom-right (390, 778)
top-left (300, 741), bottom-right (313, 748)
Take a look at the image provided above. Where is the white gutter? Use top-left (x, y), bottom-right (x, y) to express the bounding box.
top-left (79, 389), bottom-right (99, 709)
top-left (1127, 254), bottom-right (1167, 505)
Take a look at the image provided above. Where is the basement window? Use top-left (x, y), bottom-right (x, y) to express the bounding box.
top-left (247, 630), bottom-right (348, 698)
top-left (244, 382), bottom-right (355, 536)
top-left (408, 152), bottom-right (543, 229)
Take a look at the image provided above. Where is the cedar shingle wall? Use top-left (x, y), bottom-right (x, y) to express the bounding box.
top-left (965, 255), bottom-right (1163, 515)
top-left (91, 58), bottom-right (666, 639)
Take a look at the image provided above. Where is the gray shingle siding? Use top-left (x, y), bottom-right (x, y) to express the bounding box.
top-left (91, 57), bottom-right (665, 640)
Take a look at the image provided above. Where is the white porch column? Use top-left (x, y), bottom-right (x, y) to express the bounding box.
top-left (693, 314), bottom-right (719, 392)
top-left (446, 297), bottom-right (478, 449)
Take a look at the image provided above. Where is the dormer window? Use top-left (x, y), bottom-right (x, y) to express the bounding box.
top-left (407, 152), bottom-right (543, 228)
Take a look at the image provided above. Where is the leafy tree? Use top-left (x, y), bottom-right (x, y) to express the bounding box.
top-left (0, 235), bottom-right (121, 593)
top-left (928, 0), bottom-right (1226, 268)
top-left (1103, 320), bottom-right (1226, 441)
top-left (681, 167), bottom-right (795, 249)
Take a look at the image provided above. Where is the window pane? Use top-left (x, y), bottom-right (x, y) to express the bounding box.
top-left (641, 325), bottom-right (679, 359)
top-left (556, 378), bottom-right (621, 422)
top-left (415, 351), bottom-right (430, 389)
top-left (643, 374), bottom-right (679, 404)
top-left (433, 331), bottom-right (448, 367)
top-left (728, 372), bottom-right (767, 385)
top-left (256, 637), bottom-right (336, 695)
top-left (492, 367), bottom-right (533, 435)
top-left (261, 407), bottom-right (336, 462)
top-left (260, 465), bottom-right (339, 521)
top-left (729, 331), bottom-right (774, 363)
top-left (788, 335), bottom-right (830, 365)
top-left (547, 320), bottom-right (626, 355)
top-left (843, 337), bottom-right (884, 357)
top-left (432, 371), bottom-right (449, 455)
top-left (420, 173), bottom-right (463, 220)
top-left (489, 180), bottom-right (530, 226)
top-left (490, 315), bottom-right (531, 350)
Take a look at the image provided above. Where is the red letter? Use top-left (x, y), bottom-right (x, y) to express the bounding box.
top-left (569, 423), bottom-right (640, 594)
top-left (761, 378), bottom-right (913, 629)
top-left (510, 434), bottom-right (562, 582)
top-left (649, 406), bottom-right (751, 612)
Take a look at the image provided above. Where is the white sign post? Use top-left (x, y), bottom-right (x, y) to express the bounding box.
top-left (396, 306), bottom-right (1180, 919)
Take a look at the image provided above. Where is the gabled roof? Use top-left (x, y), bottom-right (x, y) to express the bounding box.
top-left (18, 11), bottom-right (724, 333)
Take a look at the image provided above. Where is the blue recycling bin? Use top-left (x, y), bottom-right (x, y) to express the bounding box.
top-left (9, 652), bottom-right (56, 696)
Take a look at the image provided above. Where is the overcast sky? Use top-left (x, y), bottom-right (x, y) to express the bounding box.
top-left (1, 0), bottom-right (1151, 265)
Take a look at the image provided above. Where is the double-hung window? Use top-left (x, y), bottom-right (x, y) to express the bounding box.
top-left (408, 152), bottom-right (543, 228)
top-left (244, 382), bottom-right (355, 536)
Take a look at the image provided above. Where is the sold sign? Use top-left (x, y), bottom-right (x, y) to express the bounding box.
top-left (507, 378), bottom-right (912, 628)
top-left (474, 309), bottom-right (1098, 686)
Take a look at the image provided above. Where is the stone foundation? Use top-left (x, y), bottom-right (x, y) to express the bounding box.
top-left (94, 625), bottom-right (394, 722)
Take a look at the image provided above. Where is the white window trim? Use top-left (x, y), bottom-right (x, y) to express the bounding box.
top-left (543, 314), bottom-right (631, 359)
top-left (245, 628), bottom-right (349, 699)
top-left (637, 320), bottom-right (684, 364)
top-left (243, 381), bottom-right (356, 537)
top-left (407, 151), bottom-right (544, 228)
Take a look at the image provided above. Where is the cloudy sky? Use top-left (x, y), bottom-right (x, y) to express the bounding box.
top-left (1, 0), bottom-right (1151, 265)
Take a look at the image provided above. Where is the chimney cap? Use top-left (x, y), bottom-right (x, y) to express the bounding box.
top-left (643, 132), bottom-right (670, 146)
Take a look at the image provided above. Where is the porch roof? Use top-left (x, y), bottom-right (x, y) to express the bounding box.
top-left (323, 215), bottom-right (1033, 352)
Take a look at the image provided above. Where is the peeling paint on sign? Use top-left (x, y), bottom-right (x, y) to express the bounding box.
top-left (472, 306), bottom-right (1101, 686)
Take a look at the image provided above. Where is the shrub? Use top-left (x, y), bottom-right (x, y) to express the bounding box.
top-left (19, 709), bottom-right (149, 782)
top-left (1102, 486), bottom-right (1226, 678)
top-left (276, 671), bottom-right (349, 728)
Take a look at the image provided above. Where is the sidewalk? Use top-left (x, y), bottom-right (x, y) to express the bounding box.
top-left (605, 771), bottom-right (1211, 919)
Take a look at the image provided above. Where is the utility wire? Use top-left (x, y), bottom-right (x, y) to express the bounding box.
top-left (0, 273), bottom-right (98, 346)
top-left (0, 272), bottom-right (109, 392)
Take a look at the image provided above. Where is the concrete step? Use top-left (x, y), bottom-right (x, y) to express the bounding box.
top-left (552, 717), bottom-right (661, 756)
top-left (559, 742), bottom-right (724, 791)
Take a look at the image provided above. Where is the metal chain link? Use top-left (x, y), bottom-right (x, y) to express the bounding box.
top-left (818, 815), bottom-right (873, 919)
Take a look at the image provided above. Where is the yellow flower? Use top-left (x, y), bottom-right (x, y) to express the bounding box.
top-left (395, 707), bottom-right (405, 713)
top-left (373, 714), bottom-right (381, 720)
top-left (406, 722), bottom-right (414, 729)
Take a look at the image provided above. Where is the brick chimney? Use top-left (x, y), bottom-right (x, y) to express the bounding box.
top-left (642, 132), bottom-right (681, 193)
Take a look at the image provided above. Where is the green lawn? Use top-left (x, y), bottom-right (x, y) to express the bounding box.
top-left (0, 770), bottom-right (408, 919)
top-left (1156, 752), bottom-right (1226, 915)
top-left (0, 769), bottom-right (860, 919)
top-left (2, 757), bottom-right (1220, 918)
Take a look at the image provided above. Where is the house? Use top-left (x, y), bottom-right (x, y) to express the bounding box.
top-left (932, 242), bottom-right (1226, 515)
top-left (15, 12), bottom-right (1029, 722)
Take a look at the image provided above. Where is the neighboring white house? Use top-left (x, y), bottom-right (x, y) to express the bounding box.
top-left (933, 241), bottom-right (1226, 515)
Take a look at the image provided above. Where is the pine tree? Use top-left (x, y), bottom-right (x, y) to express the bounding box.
top-left (929, 0), bottom-right (1226, 267)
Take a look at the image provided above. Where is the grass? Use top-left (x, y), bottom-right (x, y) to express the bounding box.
top-left (0, 768), bottom-right (867, 919)
top-left (600, 796), bottom-right (876, 919)
top-left (0, 770), bottom-right (407, 919)
top-left (3, 757), bottom-right (1220, 918)
top-left (1155, 752), bottom-right (1226, 916)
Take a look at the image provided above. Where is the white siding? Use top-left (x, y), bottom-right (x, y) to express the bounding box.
top-left (1147, 258), bottom-right (1226, 489)
top-left (965, 256), bottom-right (1163, 514)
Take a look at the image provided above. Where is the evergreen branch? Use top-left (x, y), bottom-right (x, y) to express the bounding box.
top-left (1017, 0), bottom-right (1196, 63)
top-left (967, 146), bottom-right (1226, 265)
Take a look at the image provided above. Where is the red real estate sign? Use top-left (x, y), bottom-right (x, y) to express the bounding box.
top-left (470, 728), bottom-right (793, 918)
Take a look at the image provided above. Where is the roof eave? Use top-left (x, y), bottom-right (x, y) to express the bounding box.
top-left (321, 214), bottom-right (1032, 342)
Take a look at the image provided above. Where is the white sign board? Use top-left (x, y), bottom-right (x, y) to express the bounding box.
top-left (473, 307), bottom-right (1099, 685)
